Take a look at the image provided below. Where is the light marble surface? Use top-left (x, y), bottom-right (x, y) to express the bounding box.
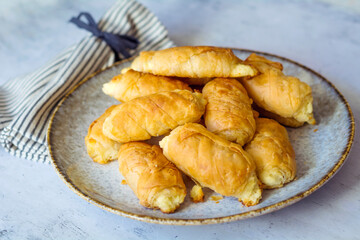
top-left (0, 0), bottom-right (359, 239)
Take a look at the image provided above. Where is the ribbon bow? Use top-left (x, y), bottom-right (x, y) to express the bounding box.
top-left (70, 12), bottom-right (139, 61)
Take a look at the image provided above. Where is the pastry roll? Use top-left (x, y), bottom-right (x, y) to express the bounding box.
top-left (202, 78), bottom-right (256, 146)
top-left (85, 105), bottom-right (121, 164)
top-left (103, 90), bottom-right (206, 143)
top-left (118, 142), bottom-right (186, 213)
top-left (131, 46), bottom-right (258, 78)
top-left (241, 53), bottom-right (315, 126)
top-left (245, 118), bottom-right (296, 189)
top-left (159, 123), bottom-right (262, 206)
top-left (102, 69), bottom-right (191, 102)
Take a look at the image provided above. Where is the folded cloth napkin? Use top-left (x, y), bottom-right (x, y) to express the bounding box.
top-left (0, 0), bottom-right (175, 163)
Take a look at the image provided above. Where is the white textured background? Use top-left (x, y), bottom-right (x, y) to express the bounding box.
top-left (0, 0), bottom-right (359, 239)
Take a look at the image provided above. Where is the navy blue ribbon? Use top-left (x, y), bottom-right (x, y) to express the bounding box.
top-left (70, 12), bottom-right (139, 61)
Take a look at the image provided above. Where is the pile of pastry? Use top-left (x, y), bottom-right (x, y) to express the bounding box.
top-left (85, 46), bottom-right (315, 213)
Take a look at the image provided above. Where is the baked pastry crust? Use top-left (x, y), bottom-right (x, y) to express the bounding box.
top-left (203, 78), bottom-right (256, 146)
top-left (253, 104), bottom-right (304, 127)
top-left (102, 90), bottom-right (206, 143)
top-left (131, 46), bottom-right (258, 78)
top-left (245, 118), bottom-right (296, 189)
top-left (85, 105), bottom-right (121, 164)
top-left (120, 67), bottom-right (213, 86)
top-left (242, 53), bottom-right (315, 125)
top-left (118, 142), bottom-right (186, 213)
top-left (159, 123), bottom-right (262, 206)
top-left (102, 69), bottom-right (191, 102)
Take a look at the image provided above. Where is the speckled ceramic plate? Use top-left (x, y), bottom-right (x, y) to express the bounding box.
top-left (48, 48), bottom-right (354, 225)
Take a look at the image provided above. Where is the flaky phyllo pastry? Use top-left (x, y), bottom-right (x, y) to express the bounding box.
top-left (130, 46), bottom-right (258, 78)
top-left (160, 123), bottom-right (262, 206)
top-left (245, 118), bottom-right (296, 189)
top-left (85, 105), bottom-right (121, 164)
top-left (102, 69), bottom-right (191, 102)
top-left (84, 46), bottom-right (317, 211)
top-left (202, 78), bottom-right (256, 146)
top-left (253, 105), bottom-right (305, 127)
top-left (102, 90), bottom-right (206, 142)
top-left (118, 67), bottom-right (213, 86)
top-left (242, 53), bottom-right (315, 127)
top-left (118, 142), bottom-right (186, 213)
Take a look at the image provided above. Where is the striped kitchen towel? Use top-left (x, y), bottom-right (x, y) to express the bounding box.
top-left (0, 0), bottom-right (175, 163)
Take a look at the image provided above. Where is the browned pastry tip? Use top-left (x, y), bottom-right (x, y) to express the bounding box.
top-left (85, 105), bottom-right (121, 164)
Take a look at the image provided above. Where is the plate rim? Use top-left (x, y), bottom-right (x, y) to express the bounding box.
top-left (47, 48), bottom-right (355, 225)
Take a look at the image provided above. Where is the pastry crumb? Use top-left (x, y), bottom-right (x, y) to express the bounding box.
top-left (121, 179), bottom-right (127, 185)
top-left (190, 185), bottom-right (204, 203)
top-left (210, 195), bottom-right (223, 202)
top-left (313, 128), bottom-right (318, 132)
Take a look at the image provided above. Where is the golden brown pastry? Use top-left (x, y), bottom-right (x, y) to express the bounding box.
top-left (118, 142), bottom-right (186, 213)
top-left (202, 78), bottom-right (256, 146)
top-left (254, 104), bottom-right (304, 127)
top-left (102, 69), bottom-right (191, 102)
top-left (241, 53), bottom-right (315, 126)
top-left (120, 67), bottom-right (213, 86)
top-left (120, 67), bottom-right (131, 74)
top-left (102, 90), bottom-right (206, 143)
top-left (245, 53), bottom-right (284, 72)
top-left (159, 123), bottom-right (262, 206)
top-left (85, 105), bottom-right (121, 164)
top-left (245, 118), bottom-right (296, 189)
top-left (252, 109), bottom-right (260, 119)
top-left (131, 46), bottom-right (258, 78)
top-left (190, 185), bottom-right (204, 203)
